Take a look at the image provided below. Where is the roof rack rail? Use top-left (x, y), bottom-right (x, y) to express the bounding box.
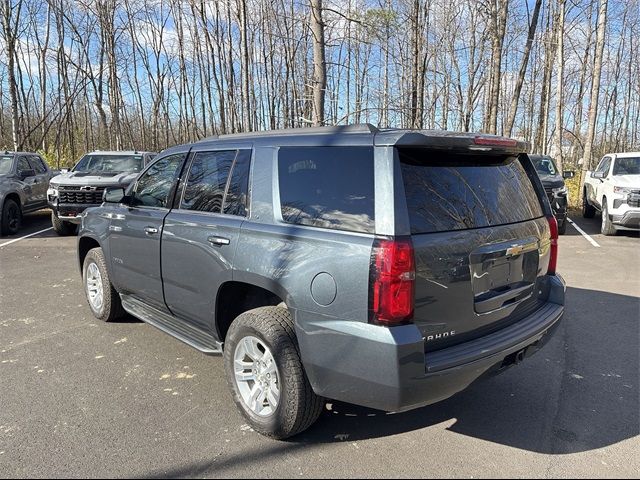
top-left (199, 124), bottom-right (379, 142)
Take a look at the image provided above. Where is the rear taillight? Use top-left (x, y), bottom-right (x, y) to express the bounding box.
top-left (547, 215), bottom-right (558, 275)
top-left (369, 238), bottom-right (415, 326)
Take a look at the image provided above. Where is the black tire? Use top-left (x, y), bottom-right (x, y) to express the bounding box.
top-left (223, 306), bottom-right (324, 440)
top-left (0, 198), bottom-right (22, 236)
top-left (582, 191), bottom-right (596, 218)
top-left (600, 199), bottom-right (617, 236)
top-left (51, 211), bottom-right (77, 236)
top-left (82, 247), bottom-right (125, 322)
top-left (558, 219), bottom-right (567, 235)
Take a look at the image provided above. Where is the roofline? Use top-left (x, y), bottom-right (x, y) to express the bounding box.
top-left (197, 123), bottom-right (379, 143)
top-left (191, 124), bottom-right (529, 154)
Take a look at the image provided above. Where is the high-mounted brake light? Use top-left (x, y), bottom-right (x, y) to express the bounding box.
top-left (473, 136), bottom-right (518, 148)
top-left (547, 215), bottom-right (558, 275)
top-left (369, 238), bottom-right (415, 326)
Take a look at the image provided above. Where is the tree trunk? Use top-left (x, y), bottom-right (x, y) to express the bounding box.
top-left (552, 0), bottom-right (565, 170)
top-left (504, 0), bottom-right (542, 137)
top-left (310, 0), bottom-right (326, 126)
top-left (580, 0), bottom-right (608, 201)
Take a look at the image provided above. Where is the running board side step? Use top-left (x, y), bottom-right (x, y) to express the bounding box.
top-left (120, 294), bottom-right (223, 355)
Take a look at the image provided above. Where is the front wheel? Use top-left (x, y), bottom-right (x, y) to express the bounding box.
top-left (0, 199), bottom-right (21, 236)
top-left (223, 306), bottom-right (324, 439)
top-left (582, 191), bottom-right (596, 218)
top-left (83, 247), bottom-right (125, 322)
top-left (51, 211), bottom-right (77, 236)
top-left (601, 199), bottom-right (617, 236)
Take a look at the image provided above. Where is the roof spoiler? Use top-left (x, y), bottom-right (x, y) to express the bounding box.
top-left (375, 130), bottom-right (529, 153)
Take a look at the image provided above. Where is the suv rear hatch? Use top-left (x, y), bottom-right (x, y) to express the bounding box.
top-left (397, 147), bottom-right (552, 351)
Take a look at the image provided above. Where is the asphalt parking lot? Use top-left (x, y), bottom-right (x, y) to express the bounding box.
top-left (0, 210), bottom-right (638, 478)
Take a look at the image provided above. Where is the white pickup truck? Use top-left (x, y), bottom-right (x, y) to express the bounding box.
top-left (583, 152), bottom-right (640, 235)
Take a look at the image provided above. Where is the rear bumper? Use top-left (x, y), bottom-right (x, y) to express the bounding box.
top-left (298, 274), bottom-right (565, 412)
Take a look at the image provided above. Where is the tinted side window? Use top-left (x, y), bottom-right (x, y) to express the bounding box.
top-left (181, 150), bottom-right (237, 213)
top-left (399, 149), bottom-right (544, 234)
top-left (223, 150), bottom-right (251, 216)
top-left (131, 154), bottom-right (184, 208)
top-left (17, 157), bottom-right (31, 173)
top-left (278, 147), bottom-right (375, 233)
top-left (29, 156), bottom-right (47, 174)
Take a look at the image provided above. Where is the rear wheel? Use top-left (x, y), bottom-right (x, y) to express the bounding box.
top-left (83, 247), bottom-right (125, 322)
top-left (582, 191), bottom-right (596, 218)
top-left (51, 211), bottom-right (76, 236)
top-left (223, 306), bottom-right (324, 439)
top-left (0, 199), bottom-right (21, 236)
top-left (600, 199), bottom-right (617, 236)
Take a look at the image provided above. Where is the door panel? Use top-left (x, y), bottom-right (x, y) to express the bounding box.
top-left (160, 148), bottom-right (251, 335)
top-left (110, 207), bottom-right (168, 310)
top-left (162, 212), bottom-right (243, 332)
top-left (107, 151), bottom-right (187, 311)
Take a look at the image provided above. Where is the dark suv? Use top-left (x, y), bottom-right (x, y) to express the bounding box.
top-left (78, 125), bottom-right (565, 439)
top-left (529, 154), bottom-right (575, 235)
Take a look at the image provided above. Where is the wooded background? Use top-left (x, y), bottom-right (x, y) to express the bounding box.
top-left (0, 0), bottom-right (637, 171)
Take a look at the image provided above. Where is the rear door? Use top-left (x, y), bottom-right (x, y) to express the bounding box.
top-left (161, 147), bottom-right (251, 335)
top-left (27, 155), bottom-right (49, 206)
top-left (397, 148), bottom-right (551, 351)
top-left (16, 156), bottom-right (38, 209)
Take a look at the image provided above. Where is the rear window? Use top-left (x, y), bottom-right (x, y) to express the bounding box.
top-left (399, 149), bottom-right (543, 234)
top-left (278, 146), bottom-right (375, 234)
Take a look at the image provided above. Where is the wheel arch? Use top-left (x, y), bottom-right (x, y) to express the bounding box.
top-left (215, 278), bottom-right (289, 343)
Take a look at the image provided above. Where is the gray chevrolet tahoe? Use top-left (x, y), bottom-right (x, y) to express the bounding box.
top-left (77, 125), bottom-right (565, 439)
top-left (48, 151), bottom-right (156, 235)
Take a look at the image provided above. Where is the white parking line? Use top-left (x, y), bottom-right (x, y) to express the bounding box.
top-left (0, 227), bottom-right (53, 248)
top-left (567, 218), bottom-right (600, 248)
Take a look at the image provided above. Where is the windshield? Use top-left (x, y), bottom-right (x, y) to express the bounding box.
top-left (73, 154), bottom-right (143, 174)
top-left (612, 157), bottom-right (640, 176)
top-left (0, 155), bottom-right (14, 175)
top-left (532, 156), bottom-right (557, 176)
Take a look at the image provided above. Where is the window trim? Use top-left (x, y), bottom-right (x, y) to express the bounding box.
top-left (175, 148), bottom-right (251, 218)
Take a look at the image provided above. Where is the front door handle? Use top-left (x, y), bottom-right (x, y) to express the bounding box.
top-left (144, 226), bottom-right (159, 235)
top-left (208, 235), bottom-right (230, 246)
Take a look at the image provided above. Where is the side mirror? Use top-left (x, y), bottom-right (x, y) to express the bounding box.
top-left (103, 187), bottom-right (127, 204)
top-left (19, 168), bottom-right (36, 180)
top-left (591, 171), bottom-right (605, 179)
top-left (562, 170), bottom-right (575, 179)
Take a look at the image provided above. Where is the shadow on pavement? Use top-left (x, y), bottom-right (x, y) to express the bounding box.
top-left (141, 286), bottom-right (639, 478)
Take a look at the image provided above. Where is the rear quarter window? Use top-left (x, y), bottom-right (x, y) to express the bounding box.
top-left (399, 149), bottom-right (544, 234)
top-left (278, 146), bottom-right (375, 234)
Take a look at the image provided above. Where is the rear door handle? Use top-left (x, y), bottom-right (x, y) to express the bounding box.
top-left (208, 235), bottom-right (230, 246)
top-left (144, 226), bottom-right (159, 235)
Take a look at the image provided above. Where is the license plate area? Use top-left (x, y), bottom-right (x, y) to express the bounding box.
top-left (470, 237), bottom-right (539, 314)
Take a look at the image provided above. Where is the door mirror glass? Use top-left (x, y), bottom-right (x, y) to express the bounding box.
top-left (562, 170), bottom-right (575, 179)
top-left (103, 187), bottom-right (127, 204)
top-left (591, 171), bottom-right (605, 179)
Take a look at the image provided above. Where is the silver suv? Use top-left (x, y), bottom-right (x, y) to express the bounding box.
top-left (77, 125), bottom-right (565, 439)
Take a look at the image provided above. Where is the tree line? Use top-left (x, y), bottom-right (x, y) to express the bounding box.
top-left (0, 0), bottom-right (637, 171)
